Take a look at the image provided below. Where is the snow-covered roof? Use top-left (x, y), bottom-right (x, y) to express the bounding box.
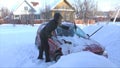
top-left (13, 0), bottom-right (40, 15)
top-left (13, 0), bottom-right (74, 15)
top-left (49, 0), bottom-right (74, 11)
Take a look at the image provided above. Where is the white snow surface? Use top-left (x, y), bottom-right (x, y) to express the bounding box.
top-left (0, 22), bottom-right (120, 68)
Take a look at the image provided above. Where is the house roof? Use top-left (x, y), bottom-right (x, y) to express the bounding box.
top-left (13, 0), bottom-right (40, 15)
top-left (31, 2), bottom-right (39, 6)
top-left (50, 0), bottom-right (75, 11)
top-left (13, 0), bottom-right (74, 15)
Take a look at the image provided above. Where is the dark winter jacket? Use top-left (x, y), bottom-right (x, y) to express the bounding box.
top-left (40, 13), bottom-right (62, 38)
top-left (40, 20), bottom-right (57, 38)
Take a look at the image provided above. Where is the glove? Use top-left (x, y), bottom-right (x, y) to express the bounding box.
top-left (48, 34), bottom-right (52, 38)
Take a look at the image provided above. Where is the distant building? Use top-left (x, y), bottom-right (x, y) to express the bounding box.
top-left (93, 11), bottom-right (110, 22)
top-left (94, 10), bottom-right (120, 22)
top-left (12, 0), bottom-right (75, 24)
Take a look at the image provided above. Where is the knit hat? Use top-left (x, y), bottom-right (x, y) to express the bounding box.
top-left (54, 12), bottom-right (63, 20)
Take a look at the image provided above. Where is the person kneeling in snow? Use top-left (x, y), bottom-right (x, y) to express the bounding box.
top-left (38, 13), bottom-right (62, 62)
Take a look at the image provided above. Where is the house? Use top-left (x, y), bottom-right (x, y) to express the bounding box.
top-left (4, 0), bottom-right (119, 24)
top-left (13, 0), bottom-right (40, 24)
top-left (93, 11), bottom-right (110, 22)
top-left (50, 0), bottom-right (75, 22)
top-left (13, 0), bottom-right (75, 24)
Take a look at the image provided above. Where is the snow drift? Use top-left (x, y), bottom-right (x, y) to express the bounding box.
top-left (49, 51), bottom-right (117, 68)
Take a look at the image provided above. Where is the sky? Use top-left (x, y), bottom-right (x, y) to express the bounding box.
top-left (0, 0), bottom-right (120, 11)
top-left (95, 0), bottom-right (120, 11)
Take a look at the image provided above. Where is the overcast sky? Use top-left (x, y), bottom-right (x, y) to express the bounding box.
top-left (95, 0), bottom-right (120, 11)
top-left (0, 0), bottom-right (120, 11)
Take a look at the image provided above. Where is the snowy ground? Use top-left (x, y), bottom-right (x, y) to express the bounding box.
top-left (0, 22), bottom-right (120, 68)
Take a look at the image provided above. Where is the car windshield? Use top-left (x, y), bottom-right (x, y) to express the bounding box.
top-left (75, 26), bottom-right (88, 38)
top-left (56, 24), bottom-right (74, 36)
top-left (56, 23), bottom-right (88, 38)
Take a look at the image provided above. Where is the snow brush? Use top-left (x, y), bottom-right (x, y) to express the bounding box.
top-left (89, 26), bottom-right (104, 37)
top-left (73, 21), bottom-right (105, 39)
top-left (89, 8), bottom-right (120, 37)
top-left (87, 19), bottom-right (114, 38)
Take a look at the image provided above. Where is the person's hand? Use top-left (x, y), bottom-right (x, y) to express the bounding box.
top-left (48, 34), bottom-right (52, 38)
top-left (59, 25), bottom-right (69, 30)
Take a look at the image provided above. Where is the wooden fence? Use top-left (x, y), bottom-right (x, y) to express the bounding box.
top-left (74, 19), bottom-right (95, 24)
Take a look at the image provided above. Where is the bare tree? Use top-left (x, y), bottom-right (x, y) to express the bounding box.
top-left (73, 0), bottom-right (97, 24)
top-left (0, 7), bottom-right (13, 24)
top-left (40, 5), bottom-right (51, 22)
top-left (0, 7), bottom-right (10, 18)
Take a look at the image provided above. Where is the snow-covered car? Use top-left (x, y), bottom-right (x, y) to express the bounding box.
top-left (35, 22), bottom-right (108, 61)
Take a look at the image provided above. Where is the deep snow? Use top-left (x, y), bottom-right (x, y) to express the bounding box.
top-left (83, 22), bottom-right (120, 66)
top-left (0, 22), bottom-right (120, 68)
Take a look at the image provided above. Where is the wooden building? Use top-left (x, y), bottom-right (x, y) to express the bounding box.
top-left (50, 0), bottom-right (75, 22)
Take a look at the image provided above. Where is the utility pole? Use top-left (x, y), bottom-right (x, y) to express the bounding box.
top-left (113, 8), bottom-right (120, 23)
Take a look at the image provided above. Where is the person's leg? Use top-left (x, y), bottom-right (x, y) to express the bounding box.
top-left (38, 44), bottom-right (44, 59)
top-left (38, 37), bottom-right (44, 59)
top-left (44, 39), bottom-right (50, 62)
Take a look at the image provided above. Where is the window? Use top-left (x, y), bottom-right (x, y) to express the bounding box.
top-left (56, 24), bottom-right (74, 36)
top-left (14, 15), bottom-right (20, 19)
top-left (24, 6), bottom-right (28, 11)
top-left (34, 15), bottom-right (40, 19)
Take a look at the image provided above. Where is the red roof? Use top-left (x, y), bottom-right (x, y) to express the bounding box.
top-left (31, 2), bottom-right (39, 6)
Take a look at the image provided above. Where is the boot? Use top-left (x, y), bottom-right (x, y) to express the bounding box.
top-left (45, 59), bottom-right (51, 62)
top-left (37, 56), bottom-right (43, 60)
